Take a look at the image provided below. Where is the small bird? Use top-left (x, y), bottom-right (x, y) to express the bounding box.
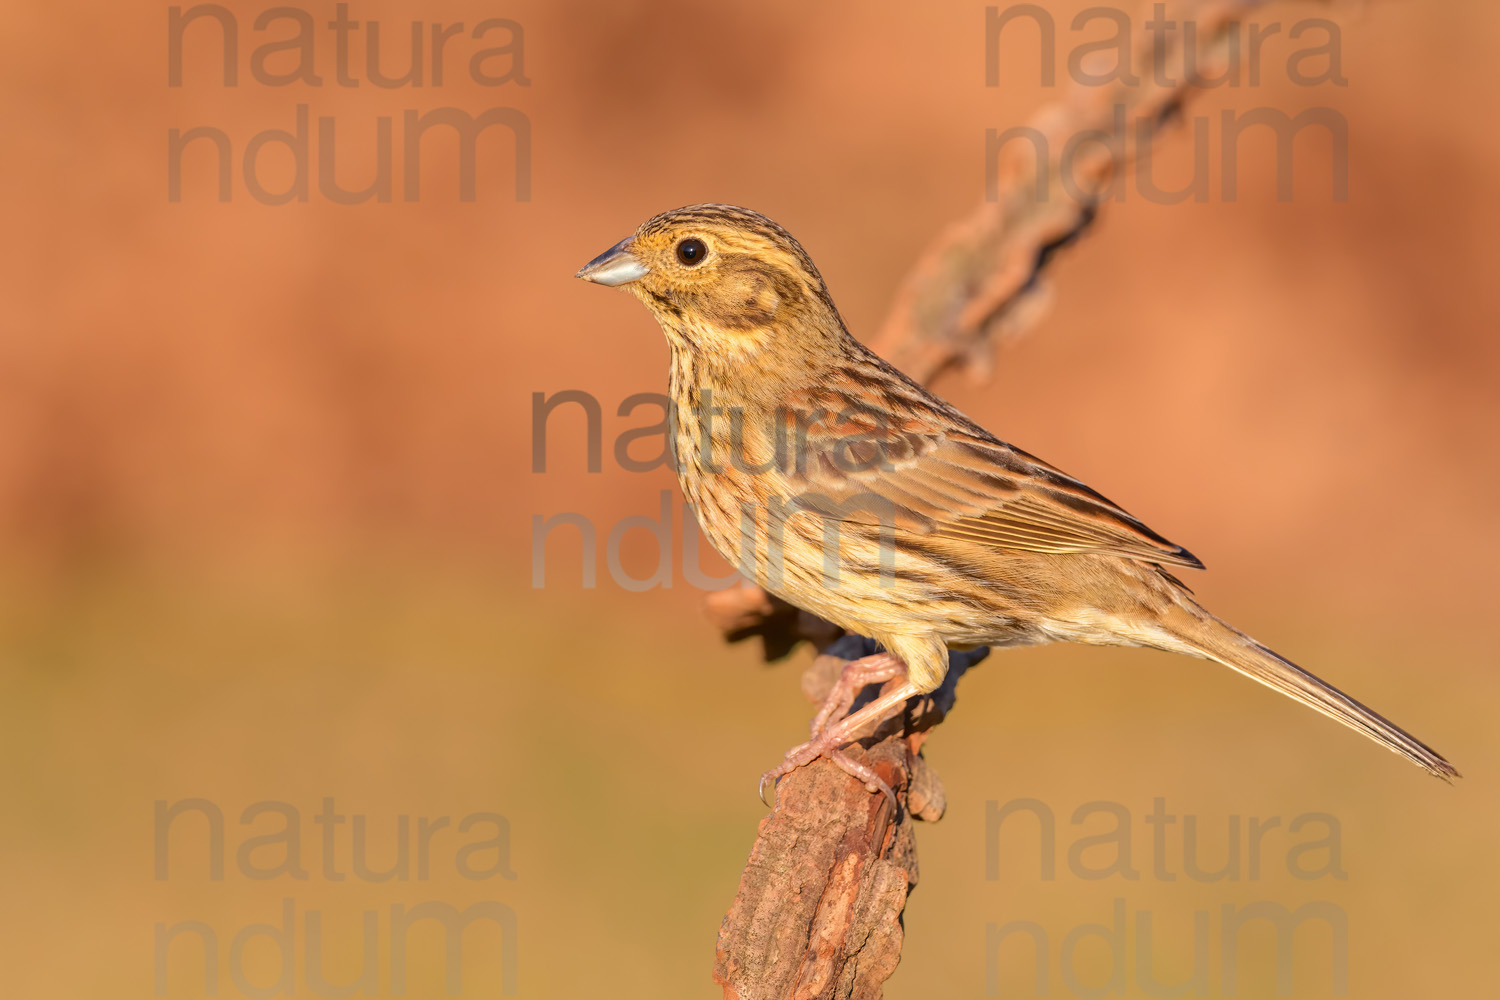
top-left (577, 204), bottom-right (1458, 800)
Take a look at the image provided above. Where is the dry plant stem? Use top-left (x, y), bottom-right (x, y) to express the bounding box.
top-left (716, 745), bottom-right (915, 1000)
top-left (871, 0), bottom-right (1278, 384)
top-left (714, 648), bottom-right (971, 1000)
top-left (713, 2), bottom-right (1316, 997)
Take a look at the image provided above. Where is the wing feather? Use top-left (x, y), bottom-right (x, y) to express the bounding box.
top-left (779, 378), bottom-right (1203, 570)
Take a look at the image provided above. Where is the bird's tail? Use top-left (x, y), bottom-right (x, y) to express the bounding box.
top-left (1152, 603), bottom-right (1459, 781)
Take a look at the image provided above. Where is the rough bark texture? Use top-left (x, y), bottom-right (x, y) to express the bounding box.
top-left (710, 3), bottom-right (1323, 997)
top-left (713, 638), bottom-right (983, 1000)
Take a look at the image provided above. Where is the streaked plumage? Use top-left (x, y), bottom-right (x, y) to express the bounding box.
top-left (577, 204), bottom-right (1457, 793)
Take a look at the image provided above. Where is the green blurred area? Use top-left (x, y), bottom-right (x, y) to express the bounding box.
top-left (0, 560), bottom-right (1492, 997)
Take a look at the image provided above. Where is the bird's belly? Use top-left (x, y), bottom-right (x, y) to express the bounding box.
top-left (683, 476), bottom-right (1048, 647)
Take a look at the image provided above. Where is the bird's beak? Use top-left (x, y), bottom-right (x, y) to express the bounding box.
top-left (575, 238), bottom-right (649, 286)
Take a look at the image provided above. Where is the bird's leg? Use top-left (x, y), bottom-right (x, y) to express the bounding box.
top-left (809, 652), bottom-right (906, 736)
top-left (761, 678), bottom-right (924, 810)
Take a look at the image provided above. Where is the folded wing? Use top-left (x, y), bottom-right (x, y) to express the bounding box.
top-left (779, 380), bottom-right (1202, 570)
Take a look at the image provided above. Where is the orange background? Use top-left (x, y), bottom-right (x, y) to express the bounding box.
top-left (2, 1), bottom-right (1496, 997)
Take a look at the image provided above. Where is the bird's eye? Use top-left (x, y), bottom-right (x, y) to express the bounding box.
top-left (676, 238), bottom-right (707, 266)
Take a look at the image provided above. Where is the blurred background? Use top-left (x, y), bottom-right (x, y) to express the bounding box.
top-left (2, 0), bottom-right (1496, 996)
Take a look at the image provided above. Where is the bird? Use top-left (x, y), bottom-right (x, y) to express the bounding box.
top-left (575, 203), bottom-right (1458, 803)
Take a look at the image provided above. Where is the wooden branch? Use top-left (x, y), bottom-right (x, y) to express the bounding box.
top-left (713, 639), bottom-right (986, 1000)
top-left (870, 0), bottom-right (1279, 384)
top-left (712, 3), bottom-right (1321, 997)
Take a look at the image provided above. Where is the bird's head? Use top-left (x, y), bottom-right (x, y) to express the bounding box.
top-left (575, 204), bottom-right (845, 361)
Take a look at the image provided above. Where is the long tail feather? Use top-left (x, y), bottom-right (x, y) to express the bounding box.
top-left (1158, 607), bottom-right (1459, 781)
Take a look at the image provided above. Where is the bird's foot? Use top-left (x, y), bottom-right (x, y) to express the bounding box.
top-left (760, 678), bottom-right (923, 811)
top-left (809, 651), bottom-right (906, 736)
top-left (758, 740), bottom-right (893, 810)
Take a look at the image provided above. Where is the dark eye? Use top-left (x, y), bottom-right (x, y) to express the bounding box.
top-left (676, 238), bottom-right (707, 266)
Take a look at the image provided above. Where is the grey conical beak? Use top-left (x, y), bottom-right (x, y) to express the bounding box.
top-left (575, 238), bottom-right (649, 286)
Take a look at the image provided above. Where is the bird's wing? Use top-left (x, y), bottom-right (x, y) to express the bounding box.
top-left (776, 379), bottom-right (1203, 570)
